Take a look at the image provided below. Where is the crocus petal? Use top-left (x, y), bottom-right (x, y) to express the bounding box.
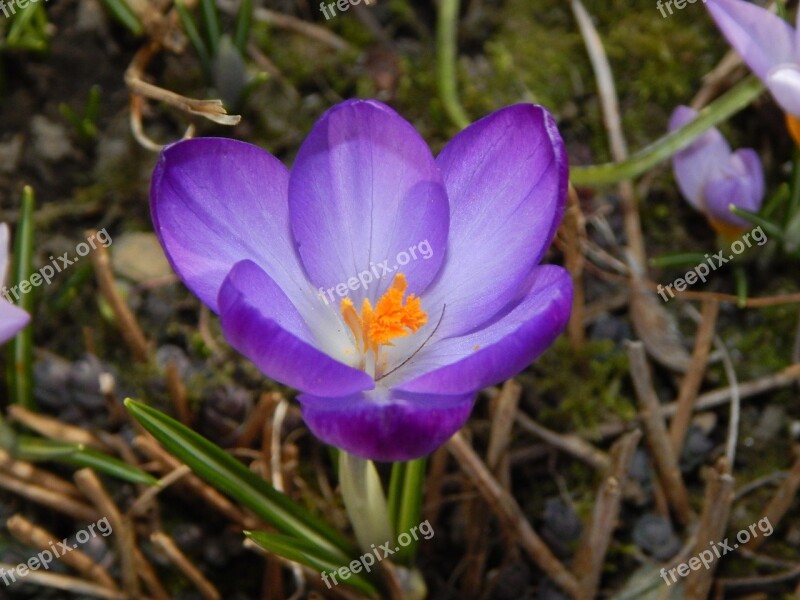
top-left (703, 148), bottom-right (765, 226)
top-left (706, 0), bottom-right (795, 82)
top-left (0, 301), bottom-right (29, 344)
top-left (298, 388), bottom-right (474, 461)
top-left (392, 265), bottom-right (571, 395)
top-left (151, 138), bottom-right (313, 314)
top-left (766, 64), bottom-right (800, 117)
top-left (289, 100), bottom-right (449, 306)
top-left (0, 223), bottom-right (10, 281)
top-left (423, 104), bottom-right (568, 339)
top-left (218, 260), bottom-right (373, 397)
top-left (669, 106), bottom-right (731, 210)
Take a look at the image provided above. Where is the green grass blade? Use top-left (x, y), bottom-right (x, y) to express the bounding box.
top-left (390, 458), bottom-right (426, 564)
top-left (233, 0), bottom-right (253, 54)
top-left (175, 0), bottom-right (212, 73)
top-left (16, 437), bottom-right (158, 486)
top-left (98, 0), bottom-right (143, 35)
top-left (7, 186), bottom-right (35, 410)
top-left (125, 398), bottom-right (356, 561)
top-left (246, 531), bottom-right (379, 597)
top-left (199, 0), bottom-right (221, 57)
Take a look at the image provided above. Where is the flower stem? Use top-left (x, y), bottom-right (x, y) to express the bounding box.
top-left (436, 0), bottom-right (470, 130)
top-left (571, 76), bottom-right (765, 185)
top-left (338, 451), bottom-right (394, 553)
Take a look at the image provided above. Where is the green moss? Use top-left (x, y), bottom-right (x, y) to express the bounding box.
top-left (533, 338), bottom-right (634, 432)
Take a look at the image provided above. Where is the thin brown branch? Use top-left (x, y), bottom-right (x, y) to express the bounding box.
top-left (572, 430), bottom-right (642, 599)
top-left (743, 450), bottom-right (800, 552)
top-left (516, 412), bottom-right (610, 472)
top-left (151, 531), bottom-right (221, 600)
top-left (669, 299), bottom-right (719, 453)
top-left (87, 231), bottom-right (150, 363)
top-left (447, 432), bottom-right (581, 599)
top-left (0, 563), bottom-right (127, 599)
top-left (627, 341), bottom-right (694, 527)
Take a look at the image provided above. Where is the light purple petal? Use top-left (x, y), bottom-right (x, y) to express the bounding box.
top-left (392, 265), bottom-right (572, 395)
top-left (767, 63), bottom-right (800, 116)
top-left (0, 224), bottom-right (10, 281)
top-left (151, 138), bottom-right (313, 314)
top-left (289, 100), bottom-right (449, 307)
top-left (704, 148), bottom-right (765, 226)
top-left (706, 0), bottom-right (795, 82)
top-left (423, 104), bottom-right (568, 339)
top-left (218, 260), bottom-right (373, 397)
top-left (0, 301), bottom-right (29, 344)
top-left (669, 106), bottom-right (731, 210)
top-left (298, 388), bottom-right (474, 461)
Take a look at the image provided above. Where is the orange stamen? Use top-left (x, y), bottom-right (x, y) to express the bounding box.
top-left (787, 113), bottom-right (800, 148)
top-left (340, 273), bottom-right (427, 359)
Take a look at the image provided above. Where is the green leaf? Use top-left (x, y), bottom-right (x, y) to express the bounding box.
top-left (728, 206), bottom-right (783, 240)
top-left (387, 458), bottom-right (426, 564)
top-left (125, 399), bottom-right (356, 562)
top-left (15, 437), bottom-right (158, 486)
top-left (233, 0), bottom-right (253, 54)
top-left (648, 252), bottom-right (708, 269)
top-left (7, 186), bottom-right (35, 410)
top-left (175, 0), bottom-right (212, 74)
top-left (245, 531), bottom-right (379, 597)
top-left (199, 0), bottom-right (221, 57)
top-left (98, 0), bottom-right (143, 35)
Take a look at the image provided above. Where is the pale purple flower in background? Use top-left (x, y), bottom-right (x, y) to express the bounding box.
top-left (669, 105), bottom-right (764, 234)
top-left (0, 224), bottom-right (30, 342)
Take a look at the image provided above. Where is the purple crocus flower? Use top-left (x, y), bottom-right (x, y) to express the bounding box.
top-left (669, 105), bottom-right (764, 235)
top-left (0, 224), bottom-right (30, 342)
top-left (150, 100), bottom-right (571, 461)
top-left (706, 0), bottom-right (800, 142)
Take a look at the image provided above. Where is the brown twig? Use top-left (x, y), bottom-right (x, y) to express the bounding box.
top-left (743, 450), bottom-right (800, 552)
top-left (516, 412), bottom-right (610, 472)
top-left (562, 183), bottom-right (586, 349)
top-left (685, 458), bottom-right (735, 599)
top-left (87, 232), bottom-right (150, 363)
top-left (253, 7), bottom-right (352, 51)
top-left (669, 299), bottom-right (720, 454)
top-left (0, 448), bottom-right (82, 499)
top-left (0, 563), bottom-right (127, 599)
top-left (0, 472), bottom-right (98, 521)
top-left (165, 360), bottom-right (191, 426)
top-left (151, 531), bottom-right (221, 600)
top-left (7, 405), bottom-right (109, 449)
top-left (6, 514), bottom-right (118, 590)
top-left (627, 341), bottom-right (694, 527)
top-left (447, 432), bottom-right (581, 599)
top-left (572, 430), bottom-right (642, 599)
top-left (74, 469), bottom-right (140, 598)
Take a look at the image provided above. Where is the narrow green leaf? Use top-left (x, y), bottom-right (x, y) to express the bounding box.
top-left (98, 0), bottom-right (143, 35)
top-left (7, 186), bottom-right (35, 410)
top-left (233, 0), bottom-right (253, 54)
top-left (199, 0), bottom-right (221, 57)
top-left (728, 206), bottom-right (783, 240)
top-left (436, 0), bottom-right (470, 130)
top-left (15, 437), bottom-right (158, 486)
top-left (125, 399), bottom-right (356, 561)
top-left (390, 458), bottom-right (425, 564)
top-left (175, 0), bottom-right (212, 73)
top-left (246, 531), bottom-right (379, 597)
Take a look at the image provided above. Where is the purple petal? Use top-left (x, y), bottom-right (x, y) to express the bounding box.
top-left (218, 260), bottom-right (373, 397)
top-left (669, 106), bottom-right (731, 210)
top-left (0, 301), bottom-right (29, 344)
top-left (298, 388), bottom-right (474, 461)
top-left (423, 104), bottom-right (568, 339)
top-left (151, 137), bottom-right (313, 314)
top-left (706, 0), bottom-right (795, 82)
top-left (704, 148), bottom-right (765, 226)
top-left (767, 63), bottom-right (800, 116)
top-left (289, 100), bottom-right (449, 307)
top-left (393, 265), bottom-right (572, 395)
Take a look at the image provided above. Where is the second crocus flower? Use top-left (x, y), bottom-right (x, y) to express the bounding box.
top-left (670, 105), bottom-right (764, 236)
